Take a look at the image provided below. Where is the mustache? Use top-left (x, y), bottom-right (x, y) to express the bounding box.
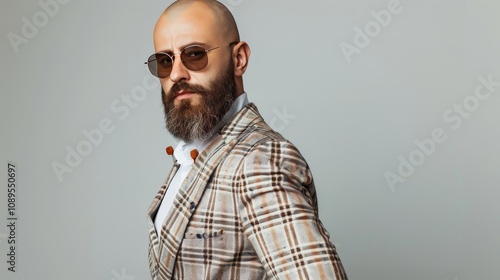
top-left (165, 82), bottom-right (208, 102)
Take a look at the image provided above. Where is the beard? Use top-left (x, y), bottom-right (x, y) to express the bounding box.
top-left (161, 60), bottom-right (236, 142)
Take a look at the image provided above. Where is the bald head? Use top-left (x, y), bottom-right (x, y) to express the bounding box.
top-left (152, 0), bottom-right (251, 100)
top-left (161, 0), bottom-right (240, 43)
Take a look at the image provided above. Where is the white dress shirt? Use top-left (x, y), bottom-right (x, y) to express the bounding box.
top-left (154, 93), bottom-right (249, 236)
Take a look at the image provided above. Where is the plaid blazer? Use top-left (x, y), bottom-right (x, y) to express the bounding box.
top-left (146, 103), bottom-right (347, 280)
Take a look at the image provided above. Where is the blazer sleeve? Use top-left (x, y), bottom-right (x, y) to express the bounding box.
top-left (236, 140), bottom-right (348, 280)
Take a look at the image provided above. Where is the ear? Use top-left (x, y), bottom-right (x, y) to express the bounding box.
top-left (232, 41), bottom-right (251, 77)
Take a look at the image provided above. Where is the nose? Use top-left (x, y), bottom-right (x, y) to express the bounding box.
top-left (169, 55), bottom-right (190, 83)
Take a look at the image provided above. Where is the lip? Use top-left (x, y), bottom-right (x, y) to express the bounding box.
top-left (175, 91), bottom-right (196, 100)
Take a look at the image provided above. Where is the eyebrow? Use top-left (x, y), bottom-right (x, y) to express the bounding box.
top-left (158, 41), bottom-right (210, 53)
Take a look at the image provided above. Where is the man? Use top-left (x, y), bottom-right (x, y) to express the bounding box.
top-left (145, 1), bottom-right (348, 279)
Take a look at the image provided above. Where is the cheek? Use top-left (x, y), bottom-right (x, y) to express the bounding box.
top-left (189, 72), bottom-right (215, 88)
top-left (160, 78), bottom-right (172, 92)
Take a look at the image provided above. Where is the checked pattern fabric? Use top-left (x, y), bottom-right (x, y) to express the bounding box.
top-left (146, 103), bottom-right (348, 280)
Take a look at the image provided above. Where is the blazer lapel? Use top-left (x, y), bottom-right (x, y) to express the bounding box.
top-left (146, 162), bottom-right (180, 276)
top-left (156, 134), bottom-right (234, 278)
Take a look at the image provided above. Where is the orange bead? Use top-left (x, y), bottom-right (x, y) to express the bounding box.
top-left (190, 149), bottom-right (199, 162)
top-left (166, 146), bottom-right (174, 155)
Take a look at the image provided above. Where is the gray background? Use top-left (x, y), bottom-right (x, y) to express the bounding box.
top-left (1, 0), bottom-right (499, 279)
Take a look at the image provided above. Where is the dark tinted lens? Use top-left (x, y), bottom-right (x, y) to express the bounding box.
top-left (181, 46), bottom-right (208, 71)
top-left (148, 53), bottom-right (173, 78)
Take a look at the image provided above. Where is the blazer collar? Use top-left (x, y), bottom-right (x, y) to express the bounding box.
top-left (219, 102), bottom-right (262, 143)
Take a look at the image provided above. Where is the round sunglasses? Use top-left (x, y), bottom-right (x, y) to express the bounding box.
top-left (145, 41), bottom-right (239, 78)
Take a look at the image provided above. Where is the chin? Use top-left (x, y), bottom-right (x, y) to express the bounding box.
top-left (176, 95), bottom-right (201, 107)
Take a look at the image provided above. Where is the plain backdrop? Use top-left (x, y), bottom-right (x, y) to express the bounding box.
top-left (1, 0), bottom-right (500, 279)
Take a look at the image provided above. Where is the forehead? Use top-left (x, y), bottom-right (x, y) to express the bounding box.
top-left (153, 3), bottom-right (222, 52)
